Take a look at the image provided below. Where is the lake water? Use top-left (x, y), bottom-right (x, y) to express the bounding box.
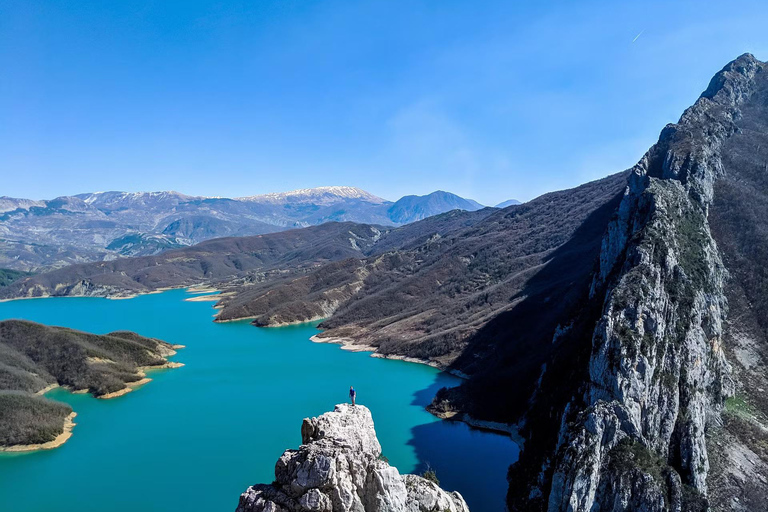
top-left (0, 289), bottom-right (518, 512)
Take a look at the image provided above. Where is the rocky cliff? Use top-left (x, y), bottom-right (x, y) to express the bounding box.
top-left (514, 54), bottom-right (764, 511)
top-left (236, 404), bottom-right (469, 512)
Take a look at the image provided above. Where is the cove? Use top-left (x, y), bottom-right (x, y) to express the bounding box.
top-left (0, 289), bottom-right (518, 512)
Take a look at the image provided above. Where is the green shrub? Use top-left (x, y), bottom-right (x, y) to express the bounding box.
top-left (0, 391), bottom-right (72, 446)
top-left (422, 466), bottom-right (440, 486)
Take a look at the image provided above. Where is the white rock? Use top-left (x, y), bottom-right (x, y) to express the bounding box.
top-left (236, 405), bottom-right (470, 512)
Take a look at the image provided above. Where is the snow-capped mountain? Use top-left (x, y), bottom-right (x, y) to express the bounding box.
top-left (0, 186), bottom-right (486, 270)
top-left (238, 186), bottom-right (387, 205)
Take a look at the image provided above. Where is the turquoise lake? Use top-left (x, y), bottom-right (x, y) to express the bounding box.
top-left (0, 289), bottom-right (518, 512)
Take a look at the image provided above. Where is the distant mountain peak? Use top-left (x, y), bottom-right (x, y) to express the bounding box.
top-left (237, 186), bottom-right (388, 204)
top-left (387, 190), bottom-right (484, 224)
top-left (495, 199), bottom-right (521, 208)
top-left (76, 190), bottom-right (197, 206)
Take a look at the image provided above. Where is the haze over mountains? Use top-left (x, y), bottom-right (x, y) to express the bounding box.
top-left (493, 199), bottom-right (521, 208)
top-left (0, 186), bottom-right (487, 271)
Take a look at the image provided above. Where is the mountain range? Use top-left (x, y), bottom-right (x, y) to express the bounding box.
top-left (3, 54), bottom-right (768, 511)
top-left (0, 187), bottom-right (487, 271)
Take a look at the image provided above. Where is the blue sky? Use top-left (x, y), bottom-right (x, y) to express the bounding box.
top-left (1, 0), bottom-right (767, 205)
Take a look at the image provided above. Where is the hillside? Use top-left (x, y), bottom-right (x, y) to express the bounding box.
top-left (386, 190), bottom-right (484, 223)
top-left (213, 207), bottom-right (499, 325)
top-left (2, 222), bottom-right (388, 299)
top-left (0, 320), bottom-right (181, 448)
top-left (0, 187), bottom-right (487, 271)
top-left (0, 269), bottom-right (31, 288)
top-left (290, 172), bottom-right (627, 370)
top-left (705, 58), bottom-right (768, 509)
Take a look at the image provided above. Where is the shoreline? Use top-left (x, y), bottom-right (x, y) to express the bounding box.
top-left (309, 334), bottom-right (468, 379)
top-left (4, 288), bottom-right (519, 447)
top-left (261, 316), bottom-right (326, 328)
top-left (186, 286), bottom-right (221, 294)
top-left (139, 361), bottom-right (185, 371)
top-left (432, 409), bottom-right (525, 443)
top-left (213, 314), bottom-right (257, 323)
top-left (35, 383), bottom-right (60, 395)
top-left (97, 377), bottom-right (152, 399)
top-left (98, 361), bottom-right (185, 399)
top-left (184, 294), bottom-right (222, 302)
top-left (0, 412), bottom-right (77, 452)
top-left (0, 283), bottom-right (220, 303)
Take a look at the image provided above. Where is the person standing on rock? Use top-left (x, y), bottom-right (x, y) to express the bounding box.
top-left (349, 386), bottom-right (356, 406)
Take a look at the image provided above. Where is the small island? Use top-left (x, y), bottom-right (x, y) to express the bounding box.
top-left (0, 320), bottom-right (183, 452)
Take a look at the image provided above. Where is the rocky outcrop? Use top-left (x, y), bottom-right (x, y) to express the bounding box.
top-left (236, 404), bottom-right (469, 512)
top-left (542, 54), bottom-right (764, 511)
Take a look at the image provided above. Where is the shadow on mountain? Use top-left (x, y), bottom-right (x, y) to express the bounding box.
top-left (406, 373), bottom-right (521, 512)
top-left (442, 188), bottom-right (624, 424)
top-left (422, 187), bottom-right (627, 510)
top-left (399, 186), bottom-right (626, 512)
top-left (410, 371), bottom-right (458, 408)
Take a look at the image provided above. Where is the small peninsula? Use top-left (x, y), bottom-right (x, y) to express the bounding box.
top-left (0, 319), bottom-right (183, 451)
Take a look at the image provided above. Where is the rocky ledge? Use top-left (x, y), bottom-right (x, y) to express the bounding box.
top-left (236, 404), bottom-right (469, 512)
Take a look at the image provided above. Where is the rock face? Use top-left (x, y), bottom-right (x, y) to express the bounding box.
top-left (236, 405), bottom-right (469, 512)
top-left (542, 54), bottom-right (764, 511)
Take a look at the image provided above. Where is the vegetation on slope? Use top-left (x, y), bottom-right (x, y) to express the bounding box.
top-left (0, 320), bottom-right (179, 447)
top-left (214, 172), bottom-right (627, 376)
top-left (0, 268), bottom-right (31, 287)
top-left (2, 222), bottom-right (387, 299)
top-left (0, 392), bottom-right (73, 447)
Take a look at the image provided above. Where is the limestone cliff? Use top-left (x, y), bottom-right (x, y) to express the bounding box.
top-left (542, 54), bottom-right (763, 511)
top-left (236, 404), bottom-right (469, 512)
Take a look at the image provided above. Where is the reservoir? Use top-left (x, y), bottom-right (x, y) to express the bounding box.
top-left (0, 289), bottom-right (518, 512)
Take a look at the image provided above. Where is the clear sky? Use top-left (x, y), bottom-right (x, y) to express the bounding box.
top-left (2, 0), bottom-right (767, 205)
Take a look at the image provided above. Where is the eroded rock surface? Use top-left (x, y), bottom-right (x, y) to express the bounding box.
top-left (236, 404), bottom-right (469, 512)
top-left (543, 54), bottom-right (764, 511)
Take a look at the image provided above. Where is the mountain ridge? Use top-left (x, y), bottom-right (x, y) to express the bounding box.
top-left (236, 185), bottom-right (387, 204)
top-left (0, 186), bottom-right (488, 271)
top-left (387, 190), bottom-right (485, 224)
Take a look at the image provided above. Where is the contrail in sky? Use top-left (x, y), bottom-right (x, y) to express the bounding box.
top-left (632, 30), bottom-right (644, 43)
